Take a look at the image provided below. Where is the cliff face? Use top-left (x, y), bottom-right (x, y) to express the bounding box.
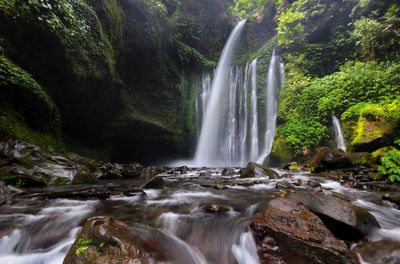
top-left (0, 0), bottom-right (233, 163)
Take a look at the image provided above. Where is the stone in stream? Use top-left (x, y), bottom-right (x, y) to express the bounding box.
top-left (240, 162), bottom-right (279, 179)
top-left (143, 176), bottom-right (164, 189)
top-left (353, 239), bottom-right (400, 264)
top-left (199, 203), bottom-right (231, 214)
top-left (275, 180), bottom-right (295, 190)
top-left (311, 147), bottom-right (353, 172)
top-left (0, 181), bottom-right (12, 205)
top-left (0, 140), bottom-right (97, 186)
top-left (286, 189), bottom-right (380, 239)
top-left (63, 216), bottom-right (150, 264)
top-left (250, 198), bottom-right (358, 264)
top-left (221, 167), bottom-right (235, 176)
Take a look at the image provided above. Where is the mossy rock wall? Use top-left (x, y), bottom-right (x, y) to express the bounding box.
top-left (0, 0), bottom-right (233, 163)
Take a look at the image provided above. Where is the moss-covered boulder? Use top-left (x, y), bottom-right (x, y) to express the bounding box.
top-left (343, 101), bottom-right (400, 152)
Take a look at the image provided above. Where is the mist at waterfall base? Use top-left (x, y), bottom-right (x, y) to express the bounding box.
top-left (172, 21), bottom-right (286, 167)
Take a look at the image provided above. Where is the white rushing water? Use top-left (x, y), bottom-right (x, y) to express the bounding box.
top-left (257, 49), bottom-right (284, 164)
top-left (193, 24), bottom-right (285, 167)
top-left (194, 20), bottom-right (247, 167)
top-left (249, 59), bottom-right (259, 162)
top-left (332, 115), bottom-right (347, 152)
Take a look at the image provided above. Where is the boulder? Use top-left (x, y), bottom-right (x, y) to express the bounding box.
top-left (353, 239), bottom-right (400, 264)
top-left (240, 162), bottom-right (279, 179)
top-left (0, 140), bottom-right (98, 186)
top-left (311, 147), bottom-right (353, 172)
top-left (199, 203), bottom-right (230, 214)
top-left (143, 176), bottom-right (164, 189)
top-left (122, 162), bottom-right (143, 178)
top-left (63, 216), bottom-right (150, 264)
top-left (0, 181), bottom-right (12, 205)
top-left (275, 180), bottom-right (295, 190)
top-left (286, 189), bottom-right (380, 239)
top-left (250, 198), bottom-right (358, 264)
top-left (349, 152), bottom-right (374, 167)
top-left (221, 168), bottom-right (235, 176)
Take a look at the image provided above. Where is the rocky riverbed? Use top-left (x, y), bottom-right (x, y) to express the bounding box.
top-left (1, 141), bottom-right (400, 263)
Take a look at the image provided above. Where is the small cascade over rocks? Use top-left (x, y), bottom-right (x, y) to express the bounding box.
top-left (332, 115), bottom-right (347, 152)
top-left (193, 23), bottom-right (285, 167)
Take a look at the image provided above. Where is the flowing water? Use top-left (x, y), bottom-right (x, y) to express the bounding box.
top-left (1, 170), bottom-right (400, 264)
top-left (332, 115), bottom-right (347, 152)
top-left (194, 20), bottom-right (247, 167)
top-left (257, 49), bottom-right (284, 164)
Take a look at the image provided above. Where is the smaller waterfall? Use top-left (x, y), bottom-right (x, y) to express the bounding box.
top-left (332, 115), bottom-right (347, 152)
top-left (196, 73), bottom-right (212, 138)
top-left (257, 49), bottom-right (285, 164)
top-left (249, 59), bottom-right (259, 161)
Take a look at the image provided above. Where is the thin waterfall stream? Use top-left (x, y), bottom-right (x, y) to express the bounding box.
top-left (332, 115), bottom-right (347, 152)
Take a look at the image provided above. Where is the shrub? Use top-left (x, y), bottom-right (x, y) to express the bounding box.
top-left (378, 149), bottom-right (400, 182)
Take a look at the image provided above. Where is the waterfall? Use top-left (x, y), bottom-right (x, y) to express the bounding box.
top-left (240, 62), bottom-right (250, 163)
top-left (193, 22), bottom-right (286, 167)
top-left (196, 73), bottom-right (211, 138)
top-left (249, 59), bottom-right (259, 161)
top-left (332, 115), bottom-right (347, 152)
top-left (257, 49), bottom-right (285, 164)
top-left (194, 20), bottom-right (247, 167)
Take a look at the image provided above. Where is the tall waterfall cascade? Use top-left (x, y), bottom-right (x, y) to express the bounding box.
top-left (332, 115), bottom-right (347, 152)
top-left (257, 49), bottom-right (282, 165)
top-left (193, 20), bottom-right (285, 167)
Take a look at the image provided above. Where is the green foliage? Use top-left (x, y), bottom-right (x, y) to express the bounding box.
top-left (351, 12), bottom-right (400, 60)
top-left (75, 238), bottom-right (93, 256)
top-left (274, 120), bottom-right (328, 155)
top-left (176, 41), bottom-right (216, 68)
top-left (3, 0), bottom-right (117, 79)
top-left (230, 0), bottom-right (267, 20)
top-left (0, 174), bottom-right (47, 187)
top-left (295, 61), bottom-right (400, 123)
top-left (276, 1), bottom-right (305, 45)
top-left (378, 149), bottom-right (400, 182)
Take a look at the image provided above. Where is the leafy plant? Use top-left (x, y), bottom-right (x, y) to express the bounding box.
top-left (75, 238), bottom-right (93, 256)
top-left (229, 0), bottom-right (267, 20)
top-left (378, 149), bottom-right (400, 182)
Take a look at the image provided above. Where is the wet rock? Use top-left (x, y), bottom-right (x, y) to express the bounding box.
top-left (353, 239), bottom-right (400, 264)
top-left (311, 147), bottom-right (353, 172)
top-left (275, 180), bottom-right (295, 190)
top-left (0, 181), bottom-right (12, 205)
top-left (221, 168), bottom-right (235, 176)
top-left (98, 163), bottom-right (124, 180)
top-left (143, 176), bottom-right (164, 189)
top-left (286, 189), bottom-right (380, 239)
top-left (63, 216), bottom-right (150, 264)
top-left (0, 140), bottom-right (98, 186)
top-left (251, 198), bottom-right (357, 264)
top-left (283, 162), bottom-right (298, 171)
top-left (307, 179), bottom-right (322, 188)
top-left (122, 162), bottom-right (143, 178)
top-left (240, 162), bottom-right (279, 179)
top-left (139, 166), bottom-right (164, 180)
top-left (382, 193), bottom-right (400, 206)
top-left (199, 203), bottom-right (230, 214)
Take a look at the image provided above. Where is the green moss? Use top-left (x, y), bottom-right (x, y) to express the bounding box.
top-left (176, 41), bottom-right (217, 68)
top-left (272, 137), bottom-right (296, 162)
top-left (75, 238), bottom-right (93, 256)
top-left (0, 174), bottom-right (47, 188)
top-left (372, 147), bottom-right (397, 164)
top-left (349, 101), bottom-right (400, 146)
top-left (0, 55), bottom-right (63, 153)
